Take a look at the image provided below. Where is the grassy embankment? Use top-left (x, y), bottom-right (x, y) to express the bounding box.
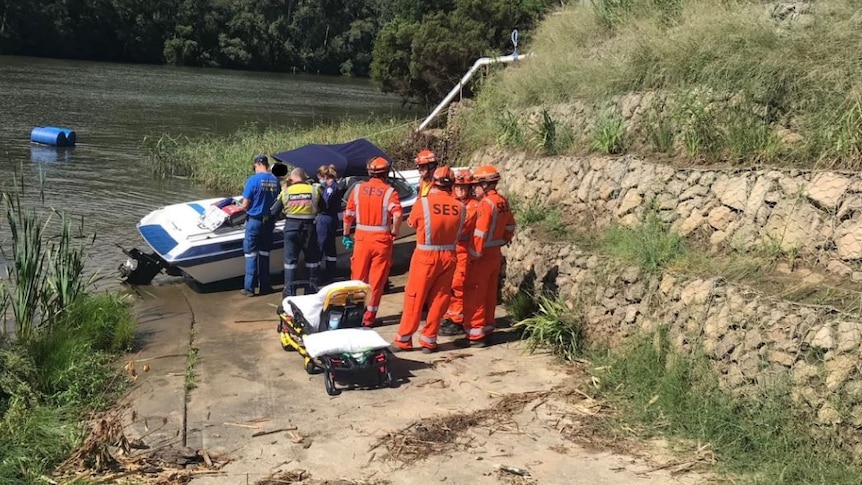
top-left (0, 177), bottom-right (135, 484)
top-left (507, 203), bottom-right (862, 484)
top-left (478, 1), bottom-right (862, 483)
top-left (146, 120), bottom-right (418, 193)
top-left (460, 0), bottom-right (862, 168)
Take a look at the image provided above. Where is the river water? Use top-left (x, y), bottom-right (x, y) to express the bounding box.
top-left (0, 55), bottom-right (414, 288)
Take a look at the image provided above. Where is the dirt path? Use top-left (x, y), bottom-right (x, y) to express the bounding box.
top-left (119, 240), bottom-right (709, 485)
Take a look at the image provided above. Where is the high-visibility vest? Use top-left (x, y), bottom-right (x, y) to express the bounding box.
top-left (419, 179), bottom-right (433, 198)
top-left (281, 182), bottom-right (320, 220)
top-left (470, 190), bottom-right (516, 258)
top-left (344, 178), bottom-right (402, 233)
top-left (411, 191), bottom-right (467, 252)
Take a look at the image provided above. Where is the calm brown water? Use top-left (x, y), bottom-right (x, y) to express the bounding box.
top-left (0, 55), bottom-right (415, 287)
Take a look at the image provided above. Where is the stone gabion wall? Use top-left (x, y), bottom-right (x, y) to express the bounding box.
top-left (479, 149), bottom-right (862, 278)
top-left (502, 226), bottom-right (862, 459)
top-left (478, 150), bottom-right (862, 458)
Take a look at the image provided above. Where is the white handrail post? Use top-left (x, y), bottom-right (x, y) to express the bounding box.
top-left (417, 52), bottom-right (530, 132)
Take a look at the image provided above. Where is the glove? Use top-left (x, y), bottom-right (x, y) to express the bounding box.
top-left (342, 235), bottom-right (354, 251)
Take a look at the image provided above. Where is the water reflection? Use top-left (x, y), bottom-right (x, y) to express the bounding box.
top-left (30, 145), bottom-right (75, 164)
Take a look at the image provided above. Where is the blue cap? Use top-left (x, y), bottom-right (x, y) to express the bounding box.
top-left (254, 155), bottom-right (268, 165)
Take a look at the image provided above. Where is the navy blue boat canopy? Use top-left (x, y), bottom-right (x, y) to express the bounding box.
top-left (272, 138), bottom-right (393, 178)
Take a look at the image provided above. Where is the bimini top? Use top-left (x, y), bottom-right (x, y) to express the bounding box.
top-left (272, 138), bottom-right (393, 178)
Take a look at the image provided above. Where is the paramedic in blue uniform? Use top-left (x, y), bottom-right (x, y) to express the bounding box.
top-left (271, 167), bottom-right (324, 296)
top-left (240, 155), bottom-right (280, 297)
top-left (316, 164), bottom-right (342, 283)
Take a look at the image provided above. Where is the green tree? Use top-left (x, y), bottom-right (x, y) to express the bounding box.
top-left (370, 0), bottom-right (551, 105)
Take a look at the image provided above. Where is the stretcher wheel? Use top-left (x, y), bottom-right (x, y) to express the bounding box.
top-left (305, 359), bottom-right (317, 374)
top-left (378, 365), bottom-right (394, 388)
top-left (324, 372), bottom-right (341, 396)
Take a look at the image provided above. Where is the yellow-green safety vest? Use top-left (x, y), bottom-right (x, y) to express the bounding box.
top-left (280, 182), bottom-right (321, 220)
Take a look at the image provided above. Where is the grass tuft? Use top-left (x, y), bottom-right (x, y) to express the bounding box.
top-left (504, 292), bottom-right (540, 322)
top-left (514, 294), bottom-right (586, 362)
top-left (591, 109), bottom-right (627, 154)
top-left (601, 210), bottom-right (686, 273)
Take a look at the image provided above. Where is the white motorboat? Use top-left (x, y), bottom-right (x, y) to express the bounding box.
top-left (120, 139), bottom-right (420, 287)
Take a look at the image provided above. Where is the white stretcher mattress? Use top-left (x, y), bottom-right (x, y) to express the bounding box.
top-left (281, 279), bottom-right (370, 332)
top-left (303, 328), bottom-right (391, 358)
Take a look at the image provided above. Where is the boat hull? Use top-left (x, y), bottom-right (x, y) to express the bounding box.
top-left (135, 170), bottom-right (421, 286)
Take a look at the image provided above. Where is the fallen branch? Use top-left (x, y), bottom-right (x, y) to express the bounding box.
top-left (223, 422), bottom-right (261, 430)
top-left (252, 427), bottom-right (298, 438)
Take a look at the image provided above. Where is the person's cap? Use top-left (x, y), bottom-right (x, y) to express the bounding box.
top-left (254, 155), bottom-right (269, 165)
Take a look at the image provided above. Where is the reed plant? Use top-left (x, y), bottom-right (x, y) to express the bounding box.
top-left (462, 0), bottom-right (862, 168)
top-left (146, 119), bottom-right (415, 193)
top-left (0, 172), bottom-right (135, 483)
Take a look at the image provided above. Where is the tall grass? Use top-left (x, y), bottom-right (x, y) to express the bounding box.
top-left (590, 329), bottom-right (862, 483)
top-left (0, 174), bottom-right (135, 483)
top-left (462, 0), bottom-right (862, 168)
top-left (146, 119), bottom-right (415, 193)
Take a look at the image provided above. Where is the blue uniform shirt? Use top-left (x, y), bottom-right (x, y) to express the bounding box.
top-left (242, 172), bottom-right (279, 217)
top-left (320, 180), bottom-right (342, 218)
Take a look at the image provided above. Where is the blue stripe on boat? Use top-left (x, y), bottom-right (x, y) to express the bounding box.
top-left (139, 224), bottom-right (179, 255)
top-left (188, 203), bottom-right (206, 214)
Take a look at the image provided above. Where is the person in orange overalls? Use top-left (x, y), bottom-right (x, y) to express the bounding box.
top-left (459, 165), bottom-right (517, 347)
top-left (393, 167), bottom-right (475, 353)
top-left (414, 149), bottom-right (438, 198)
top-left (439, 169), bottom-right (480, 336)
top-left (342, 157), bottom-right (403, 327)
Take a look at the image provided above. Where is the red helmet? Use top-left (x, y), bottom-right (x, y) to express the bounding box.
top-left (432, 166), bottom-right (455, 188)
top-left (367, 156), bottom-right (390, 175)
top-left (453, 169), bottom-right (475, 186)
top-left (473, 165), bottom-right (501, 183)
top-left (414, 149), bottom-right (438, 166)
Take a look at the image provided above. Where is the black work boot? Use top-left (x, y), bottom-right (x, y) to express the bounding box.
top-left (438, 319), bottom-right (465, 336)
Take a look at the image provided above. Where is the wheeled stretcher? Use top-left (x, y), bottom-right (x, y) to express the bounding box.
top-left (276, 280), bottom-right (394, 395)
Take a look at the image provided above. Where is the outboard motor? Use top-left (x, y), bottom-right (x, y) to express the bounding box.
top-left (118, 247), bottom-right (168, 285)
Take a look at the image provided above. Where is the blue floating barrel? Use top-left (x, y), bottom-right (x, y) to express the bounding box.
top-left (30, 126), bottom-right (76, 147)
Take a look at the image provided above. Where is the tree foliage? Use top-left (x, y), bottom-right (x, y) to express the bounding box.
top-left (0, 0), bottom-right (553, 104)
top-left (370, 0), bottom-right (552, 105)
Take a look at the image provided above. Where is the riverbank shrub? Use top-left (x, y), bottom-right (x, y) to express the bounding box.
top-left (0, 179), bottom-right (136, 483)
top-left (461, 0), bottom-right (862, 169)
top-left (146, 119), bottom-right (416, 193)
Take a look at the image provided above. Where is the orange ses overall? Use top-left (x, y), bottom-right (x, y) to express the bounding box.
top-left (462, 189), bottom-right (516, 341)
top-left (343, 178), bottom-right (402, 326)
top-left (394, 190), bottom-right (475, 351)
top-left (443, 196), bottom-right (480, 326)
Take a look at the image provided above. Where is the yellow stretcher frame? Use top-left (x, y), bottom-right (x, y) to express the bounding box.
top-left (277, 283), bottom-right (371, 374)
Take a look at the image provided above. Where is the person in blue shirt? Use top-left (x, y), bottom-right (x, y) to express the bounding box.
top-left (240, 155), bottom-right (280, 297)
top-left (316, 164), bottom-right (343, 283)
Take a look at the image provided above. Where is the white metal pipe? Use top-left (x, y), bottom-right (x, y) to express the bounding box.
top-left (417, 53), bottom-right (531, 132)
